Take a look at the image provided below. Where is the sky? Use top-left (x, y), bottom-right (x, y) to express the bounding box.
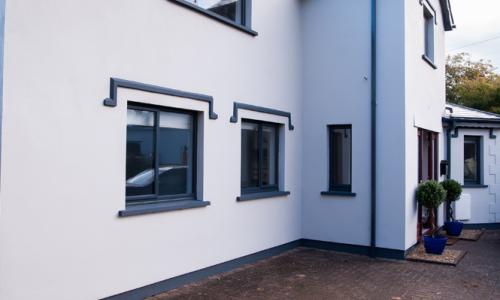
top-left (446, 0), bottom-right (500, 72)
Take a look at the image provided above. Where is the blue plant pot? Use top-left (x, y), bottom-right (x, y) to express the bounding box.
top-left (423, 235), bottom-right (448, 255)
top-left (445, 221), bottom-right (464, 236)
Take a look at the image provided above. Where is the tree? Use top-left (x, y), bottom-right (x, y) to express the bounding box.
top-left (446, 53), bottom-right (500, 114)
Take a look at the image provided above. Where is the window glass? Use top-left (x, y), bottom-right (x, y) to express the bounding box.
top-left (126, 106), bottom-right (196, 203)
top-left (424, 7), bottom-right (434, 61)
top-left (241, 121), bottom-right (279, 193)
top-left (464, 137), bottom-right (480, 184)
top-left (186, 0), bottom-right (243, 23)
top-left (329, 126), bottom-right (352, 191)
top-left (241, 122), bottom-right (259, 189)
top-left (126, 109), bottom-right (155, 197)
top-left (158, 112), bottom-right (194, 196)
top-left (262, 125), bottom-right (277, 186)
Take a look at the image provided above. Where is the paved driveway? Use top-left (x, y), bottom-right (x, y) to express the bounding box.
top-left (150, 230), bottom-right (500, 300)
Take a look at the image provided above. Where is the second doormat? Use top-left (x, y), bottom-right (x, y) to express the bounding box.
top-left (406, 245), bottom-right (467, 266)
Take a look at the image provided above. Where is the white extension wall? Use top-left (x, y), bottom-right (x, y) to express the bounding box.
top-left (449, 128), bottom-right (500, 224)
top-left (404, 0), bottom-right (447, 249)
top-left (0, 1), bottom-right (303, 299)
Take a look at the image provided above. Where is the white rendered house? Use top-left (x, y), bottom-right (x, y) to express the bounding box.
top-left (0, 0), bottom-right (456, 299)
top-left (443, 103), bottom-right (500, 226)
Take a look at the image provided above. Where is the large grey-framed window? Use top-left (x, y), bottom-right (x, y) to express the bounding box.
top-left (241, 119), bottom-right (279, 194)
top-left (171, 0), bottom-right (256, 36)
top-left (328, 125), bottom-right (352, 193)
top-left (464, 136), bottom-right (481, 185)
top-left (126, 103), bottom-right (197, 205)
top-left (422, 3), bottom-right (436, 68)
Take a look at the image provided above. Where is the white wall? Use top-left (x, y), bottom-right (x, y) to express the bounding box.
top-left (0, 1), bottom-right (303, 299)
top-left (449, 128), bottom-right (500, 224)
top-left (404, 0), bottom-right (447, 249)
top-left (300, 0), bottom-right (372, 247)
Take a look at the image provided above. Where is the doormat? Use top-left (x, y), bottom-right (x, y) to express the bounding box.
top-left (406, 245), bottom-right (467, 266)
top-left (446, 237), bottom-right (460, 245)
top-left (458, 229), bottom-right (484, 241)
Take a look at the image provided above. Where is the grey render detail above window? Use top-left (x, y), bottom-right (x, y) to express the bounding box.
top-left (126, 103), bottom-right (199, 208)
top-left (103, 78), bottom-right (219, 120)
top-left (464, 136), bottom-right (482, 185)
top-left (328, 125), bottom-right (353, 193)
top-left (423, 3), bottom-right (435, 66)
top-left (230, 102), bottom-right (295, 130)
top-left (169, 0), bottom-right (257, 36)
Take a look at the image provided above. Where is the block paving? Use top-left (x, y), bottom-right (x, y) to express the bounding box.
top-left (150, 230), bottom-right (500, 300)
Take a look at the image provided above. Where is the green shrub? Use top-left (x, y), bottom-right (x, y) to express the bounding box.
top-left (440, 179), bottom-right (462, 202)
top-left (416, 180), bottom-right (447, 209)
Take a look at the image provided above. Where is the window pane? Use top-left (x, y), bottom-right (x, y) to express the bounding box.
top-left (186, 0), bottom-right (242, 23)
top-left (464, 139), bottom-right (478, 182)
top-left (126, 109), bottom-right (155, 197)
top-left (158, 111), bottom-right (194, 196)
top-left (331, 127), bottom-right (351, 187)
top-left (262, 125), bottom-right (277, 186)
top-left (241, 122), bottom-right (259, 189)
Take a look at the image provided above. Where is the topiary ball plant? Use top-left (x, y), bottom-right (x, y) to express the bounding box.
top-left (416, 180), bottom-right (447, 236)
top-left (440, 179), bottom-right (463, 222)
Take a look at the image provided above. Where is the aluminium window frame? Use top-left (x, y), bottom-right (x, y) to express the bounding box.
top-left (241, 119), bottom-right (280, 195)
top-left (463, 135), bottom-right (482, 185)
top-left (126, 102), bottom-right (198, 206)
top-left (328, 124), bottom-right (353, 193)
top-left (422, 2), bottom-right (436, 68)
top-left (169, 0), bottom-right (257, 36)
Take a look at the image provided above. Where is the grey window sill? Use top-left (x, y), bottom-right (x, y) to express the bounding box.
top-left (169, 0), bottom-right (258, 37)
top-left (119, 200), bottom-right (210, 217)
top-left (321, 191), bottom-right (357, 197)
top-left (462, 184), bottom-right (488, 189)
top-left (237, 191), bottom-right (290, 202)
top-left (422, 54), bottom-right (437, 69)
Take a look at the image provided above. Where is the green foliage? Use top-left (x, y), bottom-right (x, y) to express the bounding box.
top-left (416, 180), bottom-right (447, 210)
top-left (440, 179), bottom-right (462, 203)
top-left (446, 53), bottom-right (500, 114)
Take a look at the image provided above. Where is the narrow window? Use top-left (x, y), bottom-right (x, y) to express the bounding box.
top-left (241, 120), bottom-right (279, 194)
top-left (464, 136), bottom-right (481, 185)
top-left (423, 6), bottom-right (435, 62)
top-left (126, 104), bottom-right (197, 205)
top-left (185, 0), bottom-right (247, 25)
top-left (329, 125), bottom-right (352, 192)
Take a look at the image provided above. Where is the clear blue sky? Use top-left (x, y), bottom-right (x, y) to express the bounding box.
top-left (446, 0), bottom-right (500, 71)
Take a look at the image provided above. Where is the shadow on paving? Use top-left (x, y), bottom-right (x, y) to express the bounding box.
top-left (149, 230), bottom-right (500, 300)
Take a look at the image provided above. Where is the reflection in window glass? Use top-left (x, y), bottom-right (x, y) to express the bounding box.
top-left (464, 137), bottom-right (480, 184)
top-left (262, 126), bottom-right (277, 186)
top-left (241, 122), bottom-right (259, 189)
top-left (158, 112), bottom-right (193, 196)
top-left (126, 109), bottom-right (155, 197)
top-left (241, 121), bottom-right (279, 193)
top-left (329, 125), bottom-right (352, 192)
top-left (186, 0), bottom-right (243, 23)
top-left (424, 7), bottom-right (435, 61)
top-left (126, 106), bottom-right (196, 203)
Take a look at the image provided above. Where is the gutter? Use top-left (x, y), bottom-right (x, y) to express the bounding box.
top-left (370, 0), bottom-right (377, 257)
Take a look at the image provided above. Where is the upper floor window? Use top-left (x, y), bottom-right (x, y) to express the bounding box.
top-left (172, 0), bottom-right (256, 36)
top-left (328, 125), bottom-right (352, 193)
top-left (464, 136), bottom-right (481, 185)
top-left (241, 120), bottom-right (279, 194)
top-left (422, 3), bottom-right (436, 68)
top-left (126, 104), bottom-right (197, 205)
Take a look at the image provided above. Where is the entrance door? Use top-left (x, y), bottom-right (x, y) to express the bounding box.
top-left (417, 129), bottom-right (438, 241)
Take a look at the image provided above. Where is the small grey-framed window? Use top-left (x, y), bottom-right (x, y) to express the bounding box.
top-left (423, 4), bottom-right (435, 64)
top-left (328, 125), bottom-right (352, 193)
top-left (241, 119), bottom-right (279, 194)
top-left (126, 103), bottom-right (198, 205)
top-left (464, 136), bottom-right (481, 185)
top-left (170, 0), bottom-right (256, 36)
